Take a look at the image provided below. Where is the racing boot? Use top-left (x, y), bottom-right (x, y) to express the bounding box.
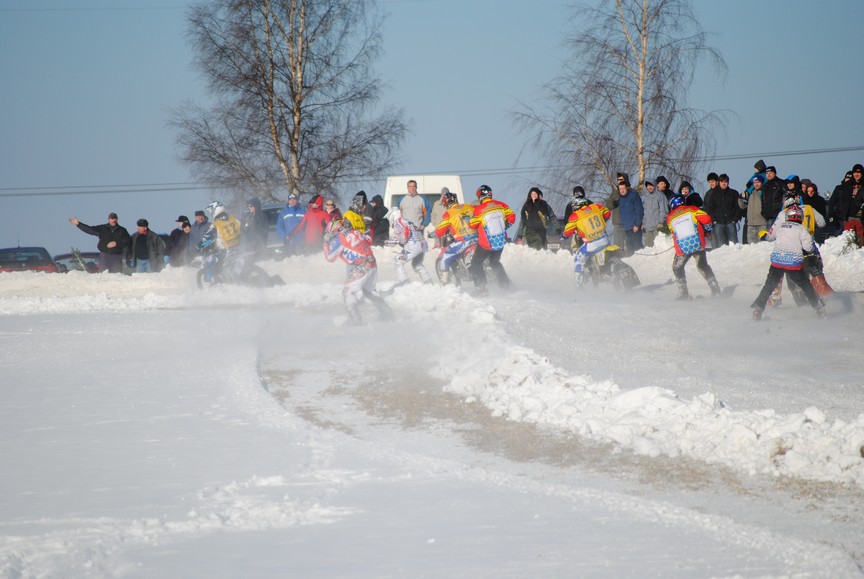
top-left (675, 278), bottom-right (690, 300)
top-left (346, 304), bottom-right (363, 325)
top-left (707, 276), bottom-right (721, 297)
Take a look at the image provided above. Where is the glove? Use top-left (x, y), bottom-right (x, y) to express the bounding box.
top-left (758, 229), bottom-right (768, 240)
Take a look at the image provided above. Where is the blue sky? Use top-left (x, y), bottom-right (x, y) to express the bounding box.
top-left (2, 0), bottom-right (863, 255)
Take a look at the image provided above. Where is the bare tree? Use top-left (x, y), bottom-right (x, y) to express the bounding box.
top-left (172, 0), bottom-right (407, 203)
top-left (515, 0), bottom-right (727, 204)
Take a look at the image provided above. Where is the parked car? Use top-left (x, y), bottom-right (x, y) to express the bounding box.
top-left (0, 247), bottom-right (60, 273)
top-left (53, 251), bottom-right (100, 273)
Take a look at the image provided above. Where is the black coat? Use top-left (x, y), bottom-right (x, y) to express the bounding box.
top-left (369, 195), bottom-right (389, 246)
top-left (76, 222), bottom-right (131, 255)
top-left (828, 179), bottom-right (864, 221)
top-left (802, 194), bottom-right (827, 219)
top-left (705, 187), bottom-right (741, 224)
top-left (760, 177), bottom-right (786, 221)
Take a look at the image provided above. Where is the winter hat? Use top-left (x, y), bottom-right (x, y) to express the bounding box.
top-left (644, 180), bottom-right (654, 187)
top-left (137, 218), bottom-right (149, 227)
top-left (786, 174), bottom-right (800, 187)
top-left (754, 159), bottom-right (767, 173)
top-left (845, 171), bottom-right (854, 180)
top-left (765, 166), bottom-right (777, 174)
top-left (707, 172), bottom-right (719, 182)
top-left (194, 210), bottom-right (206, 218)
top-left (287, 193), bottom-right (298, 201)
top-left (655, 176), bottom-right (671, 188)
top-left (853, 163), bottom-right (864, 173)
top-left (751, 174), bottom-right (764, 184)
top-left (678, 181), bottom-right (693, 194)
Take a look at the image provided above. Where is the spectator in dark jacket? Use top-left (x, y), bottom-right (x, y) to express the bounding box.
top-left (618, 182), bottom-right (644, 255)
top-left (829, 164), bottom-right (864, 240)
top-left (655, 175), bottom-right (674, 202)
top-left (189, 210), bottom-right (209, 258)
top-left (68, 212), bottom-right (131, 273)
top-left (242, 197), bottom-right (269, 253)
top-left (168, 216), bottom-right (191, 267)
top-left (704, 172), bottom-right (720, 210)
top-left (760, 166), bottom-right (786, 229)
top-left (369, 194), bottom-right (390, 246)
top-left (129, 218), bottom-right (165, 273)
top-left (678, 181), bottom-right (703, 208)
top-left (518, 187), bottom-right (556, 250)
top-left (704, 174), bottom-right (741, 246)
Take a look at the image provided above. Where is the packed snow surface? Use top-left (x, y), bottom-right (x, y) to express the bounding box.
top-left (2, 232), bottom-right (864, 577)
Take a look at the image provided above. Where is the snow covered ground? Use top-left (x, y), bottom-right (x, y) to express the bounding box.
top-left (2, 232), bottom-right (864, 578)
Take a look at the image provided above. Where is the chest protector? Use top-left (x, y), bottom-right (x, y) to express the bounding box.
top-left (214, 216), bottom-right (242, 249)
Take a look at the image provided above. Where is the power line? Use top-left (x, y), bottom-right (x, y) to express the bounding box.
top-left (4, 144), bottom-right (862, 198)
top-left (0, 6), bottom-right (183, 12)
top-left (0, 185), bottom-right (208, 199)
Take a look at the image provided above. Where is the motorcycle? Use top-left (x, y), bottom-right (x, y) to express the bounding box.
top-left (433, 233), bottom-right (479, 287)
top-left (196, 249), bottom-right (281, 289)
top-left (578, 244), bottom-right (640, 291)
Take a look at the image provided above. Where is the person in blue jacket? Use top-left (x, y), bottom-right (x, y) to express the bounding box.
top-left (617, 180), bottom-right (644, 255)
top-left (276, 194), bottom-right (306, 252)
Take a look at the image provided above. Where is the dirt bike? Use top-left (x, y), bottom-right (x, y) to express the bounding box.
top-left (433, 234), bottom-right (479, 287)
top-left (578, 244), bottom-right (640, 291)
top-left (195, 248), bottom-right (280, 289)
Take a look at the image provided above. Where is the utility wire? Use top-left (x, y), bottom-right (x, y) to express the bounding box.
top-left (4, 144), bottom-right (863, 198)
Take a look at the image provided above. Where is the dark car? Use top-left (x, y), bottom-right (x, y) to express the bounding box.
top-left (0, 247), bottom-right (60, 273)
top-left (53, 251), bottom-right (100, 273)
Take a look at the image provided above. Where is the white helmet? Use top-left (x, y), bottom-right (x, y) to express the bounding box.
top-left (384, 206), bottom-right (401, 222)
top-left (205, 201), bottom-right (226, 219)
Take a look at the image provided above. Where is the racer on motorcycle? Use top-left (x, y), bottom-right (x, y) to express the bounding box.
top-left (433, 192), bottom-right (478, 285)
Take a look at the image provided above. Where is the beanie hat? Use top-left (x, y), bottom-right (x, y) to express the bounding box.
top-left (751, 174), bottom-right (764, 184)
top-left (644, 180), bottom-right (654, 187)
top-left (853, 163), bottom-right (864, 173)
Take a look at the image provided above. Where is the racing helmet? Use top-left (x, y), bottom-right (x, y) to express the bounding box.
top-left (351, 191), bottom-right (367, 211)
top-left (205, 201), bottom-right (226, 219)
top-left (573, 198), bottom-right (590, 210)
top-left (783, 191), bottom-right (802, 209)
top-left (441, 192), bottom-right (458, 207)
top-left (383, 206), bottom-right (401, 222)
top-left (785, 204), bottom-right (804, 223)
top-left (476, 184), bottom-right (493, 200)
top-left (669, 195), bottom-right (686, 211)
